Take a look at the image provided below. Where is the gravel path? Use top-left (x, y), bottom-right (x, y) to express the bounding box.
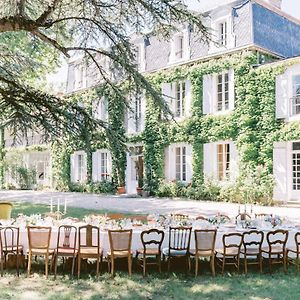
top-left (0, 190), bottom-right (300, 221)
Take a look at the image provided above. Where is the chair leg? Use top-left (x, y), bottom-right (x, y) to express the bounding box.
top-left (283, 252), bottom-right (287, 273)
top-left (157, 254), bottom-right (162, 273)
top-left (16, 252), bottom-right (19, 277)
top-left (100, 253), bottom-right (103, 275)
top-left (111, 257), bottom-right (115, 276)
top-left (96, 257), bottom-right (99, 278)
top-left (54, 254), bottom-right (58, 279)
top-left (27, 253), bottom-right (32, 277)
top-left (187, 255), bottom-right (191, 273)
top-left (211, 256), bottom-right (215, 277)
top-left (167, 257), bottom-right (171, 272)
top-left (77, 255), bottom-right (81, 278)
top-left (269, 254), bottom-right (272, 273)
top-left (237, 255), bottom-right (240, 273)
top-left (71, 255), bottom-right (76, 277)
top-left (222, 256), bottom-right (226, 275)
top-left (195, 255), bottom-right (198, 277)
top-left (45, 254), bottom-right (49, 278)
top-left (0, 253), bottom-right (3, 277)
top-left (259, 254), bottom-right (263, 274)
top-left (128, 255), bottom-right (132, 276)
top-left (142, 255), bottom-right (146, 277)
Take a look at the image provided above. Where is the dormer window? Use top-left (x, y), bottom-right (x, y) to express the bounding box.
top-left (218, 21), bottom-right (228, 46)
top-left (75, 64), bottom-right (84, 90)
top-left (175, 35), bottom-right (184, 60)
top-left (292, 75), bottom-right (300, 115)
top-left (170, 28), bottom-right (190, 63)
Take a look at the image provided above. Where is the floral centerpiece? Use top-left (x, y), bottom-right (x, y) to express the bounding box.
top-left (208, 214), bottom-right (229, 226)
top-left (265, 215), bottom-right (282, 228)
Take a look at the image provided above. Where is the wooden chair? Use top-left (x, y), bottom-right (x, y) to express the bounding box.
top-left (107, 213), bottom-right (124, 220)
top-left (162, 226), bottom-right (192, 272)
top-left (54, 225), bottom-right (77, 278)
top-left (235, 213), bottom-right (251, 223)
top-left (286, 232), bottom-right (300, 272)
top-left (218, 214), bottom-right (231, 222)
top-left (136, 229), bottom-right (164, 276)
top-left (107, 229), bottom-right (133, 276)
top-left (190, 229), bottom-right (217, 276)
top-left (170, 214), bottom-right (189, 221)
top-left (27, 226), bottom-right (54, 278)
top-left (215, 233), bottom-right (243, 274)
top-left (0, 227), bottom-right (23, 276)
top-left (78, 225), bottom-right (102, 278)
top-left (241, 230), bottom-right (264, 274)
top-left (195, 215), bottom-right (207, 221)
top-left (261, 229), bottom-right (288, 273)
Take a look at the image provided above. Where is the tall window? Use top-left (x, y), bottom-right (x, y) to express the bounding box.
top-left (218, 21), bottom-right (227, 46)
top-left (292, 142), bottom-right (300, 190)
top-left (78, 154), bottom-right (84, 182)
top-left (175, 82), bottom-right (186, 117)
top-left (100, 152), bottom-right (108, 181)
top-left (217, 144), bottom-right (230, 180)
top-left (134, 94), bottom-right (142, 132)
top-left (175, 35), bottom-right (184, 60)
top-left (175, 146), bottom-right (186, 182)
top-left (292, 75), bottom-right (300, 115)
top-left (217, 72), bottom-right (229, 111)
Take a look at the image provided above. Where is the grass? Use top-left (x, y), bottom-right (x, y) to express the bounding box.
top-left (0, 269), bottom-right (299, 300)
top-left (10, 202), bottom-right (139, 220)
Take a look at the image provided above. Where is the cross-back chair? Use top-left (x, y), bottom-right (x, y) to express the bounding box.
top-left (136, 228), bottom-right (165, 276)
top-left (286, 232), bottom-right (300, 271)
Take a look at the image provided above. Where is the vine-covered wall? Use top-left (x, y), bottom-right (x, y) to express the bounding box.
top-left (3, 50), bottom-right (300, 204)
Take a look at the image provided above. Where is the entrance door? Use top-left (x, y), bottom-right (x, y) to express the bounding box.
top-left (126, 146), bottom-right (143, 194)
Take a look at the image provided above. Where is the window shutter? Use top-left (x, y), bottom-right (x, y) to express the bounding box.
top-left (66, 64), bottom-right (75, 93)
top-left (92, 152), bottom-right (98, 182)
top-left (273, 142), bottom-right (288, 201)
top-left (164, 146), bottom-right (171, 181)
top-left (107, 151), bottom-right (112, 181)
top-left (229, 141), bottom-right (238, 181)
top-left (276, 73), bottom-right (289, 119)
top-left (83, 152), bottom-right (87, 182)
top-left (140, 93), bottom-right (146, 131)
top-left (228, 69), bottom-right (235, 111)
top-left (162, 83), bottom-right (172, 115)
top-left (203, 143), bottom-right (216, 179)
top-left (203, 74), bottom-right (213, 115)
top-left (127, 100), bottom-right (136, 134)
top-left (186, 144), bottom-right (193, 182)
top-left (70, 154), bottom-right (76, 182)
top-left (185, 80), bottom-right (192, 117)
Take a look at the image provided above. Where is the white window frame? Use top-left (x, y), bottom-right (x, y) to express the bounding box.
top-left (99, 151), bottom-right (109, 181)
top-left (74, 63), bottom-right (85, 90)
top-left (216, 72), bottom-right (229, 112)
top-left (175, 145), bottom-right (187, 182)
top-left (174, 81), bottom-right (186, 118)
top-left (134, 94), bottom-right (142, 132)
top-left (218, 21), bottom-right (228, 46)
top-left (169, 27), bottom-right (190, 64)
top-left (291, 75), bottom-right (300, 116)
top-left (217, 142), bottom-right (230, 181)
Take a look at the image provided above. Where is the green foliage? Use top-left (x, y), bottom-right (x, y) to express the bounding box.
top-left (69, 181), bottom-right (116, 194)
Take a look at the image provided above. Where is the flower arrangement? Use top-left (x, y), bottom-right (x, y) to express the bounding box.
top-left (208, 215), bottom-right (229, 226)
top-left (265, 215), bottom-right (282, 228)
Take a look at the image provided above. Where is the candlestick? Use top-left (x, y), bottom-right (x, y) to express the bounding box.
top-left (244, 204), bottom-right (246, 213)
top-left (238, 205), bottom-right (241, 214)
top-left (64, 199), bottom-right (67, 214)
top-left (57, 199), bottom-right (60, 212)
top-left (50, 198), bottom-right (53, 213)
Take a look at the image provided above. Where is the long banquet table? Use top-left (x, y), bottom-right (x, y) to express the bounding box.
top-left (10, 225), bottom-right (300, 256)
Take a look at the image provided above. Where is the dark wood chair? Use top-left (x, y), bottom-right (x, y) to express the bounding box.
top-left (54, 225), bottom-right (77, 278)
top-left (27, 226), bottom-right (54, 278)
top-left (77, 225), bottom-right (102, 278)
top-left (241, 230), bottom-right (264, 273)
top-left (190, 229), bottom-right (217, 276)
top-left (107, 229), bottom-right (133, 276)
top-left (286, 232), bottom-right (300, 271)
top-left (162, 226), bottom-right (192, 272)
top-left (215, 233), bottom-right (243, 274)
top-left (195, 215), bottom-right (207, 221)
top-left (0, 227), bottom-right (23, 276)
top-left (235, 213), bottom-right (251, 223)
top-left (261, 229), bottom-right (288, 273)
top-left (136, 228), bottom-right (164, 276)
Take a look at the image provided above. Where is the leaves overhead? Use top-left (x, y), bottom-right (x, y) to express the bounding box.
top-left (0, 0), bottom-right (208, 142)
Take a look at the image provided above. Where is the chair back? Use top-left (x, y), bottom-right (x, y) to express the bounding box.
top-left (78, 225), bottom-right (100, 248)
top-left (195, 215), bottom-right (207, 221)
top-left (222, 233), bottom-right (243, 254)
top-left (0, 227), bottom-right (20, 251)
top-left (242, 230), bottom-right (264, 252)
top-left (194, 229), bottom-right (216, 253)
top-left (294, 232), bottom-right (300, 253)
top-left (141, 229), bottom-right (164, 253)
top-left (57, 225), bottom-right (77, 250)
top-left (0, 202), bottom-right (13, 219)
top-left (168, 226), bottom-right (192, 252)
top-left (170, 214), bottom-right (188, 221)
top-left (107, 213), bottom-right (124, 220)
top-left (27, 226), bottom-right (51, 250)
top-left (266, 229), bottom-right (288, 252)
top-left (108, 229), bottom-right (132, 252)
top-left (235, 213), bottom-right (251, 223)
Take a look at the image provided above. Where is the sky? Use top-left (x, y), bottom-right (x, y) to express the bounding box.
top-left (47, 0), bottom-right (300, 90)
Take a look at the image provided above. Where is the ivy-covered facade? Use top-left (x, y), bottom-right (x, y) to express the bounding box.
top-left (2, 0), bottom-right (300, 204)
